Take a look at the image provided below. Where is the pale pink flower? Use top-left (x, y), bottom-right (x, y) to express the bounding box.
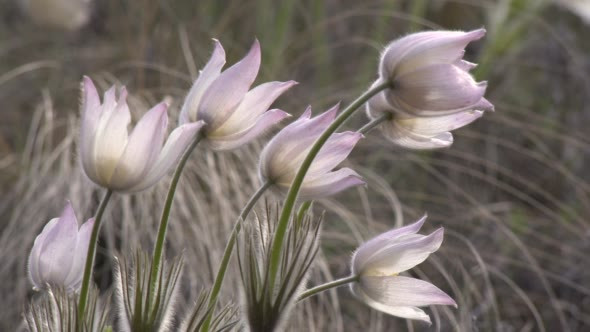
top-left (367, 79), bottom-right (485, 149)
top-left (28, 202), bottom-right (93, 292)
top-left (259, 106), bottom-right (364, 200)
top-left (351, 216), bottom-right (456, 324)
top-left (80, 77), bottom-right (204, 192)
top-left (378, 29), bottom-right (493, 117)
top-left (179, 40), bottom-right (295, 150)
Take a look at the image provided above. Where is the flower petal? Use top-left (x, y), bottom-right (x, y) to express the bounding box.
top-left (28, 217), bottom-right (58, 290)
top-left (352, 284), bottom-right (432, 323)
top-left (396, 110), bottom-right (484, 136)
top-left (179, 39), bottom-right (226, 124)
top-left (392, 63), bottom-right (487, 114)
top-left (307, 132), bottom-right (363, 176)
top-left (360, 275), bottom-right (456, 308)
top-left (362, 228), bottom-right (444, 275)
top-left (381, 29), bottom-right (485, 78)
top-left (110, 102), bottom-right (168, 189)
top-left (296, 167), bottom-right (365, 200)
top-left (213, 80), bottom-right (297, 136)
top-left (352, 216), bottom-right (427, 275)
top-left (63, 218), bottom-right (94, 291)
top-left (92, 87), bottom-right (131, 185)
top-left (127, 121), bottom-right (205, 192)
top-left (381, 121), bottom-right (454, 149)
top-left (206, 109), bottom-right (290, 151)
top-left (198, 40), bottom-right (261, 131)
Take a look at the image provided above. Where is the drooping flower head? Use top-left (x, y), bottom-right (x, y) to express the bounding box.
top-left (350, 215), bottom-right (456, 324)
top-left (80, 77), bottom-right (204, 193)
top-left (28, 202), bottom-right (94, 293)
top-left (179, 39), bottom-right (296, 150)
top-left (366, 79), bottom-right (484, 149)
top-left (259, 105), bottom-right (365, 200)
top-left (377, 29), bottom-right (493, 117)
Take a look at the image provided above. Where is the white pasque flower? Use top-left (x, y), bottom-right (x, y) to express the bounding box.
top-left (179, 39), bottom-right (296, 150)
top-left (80, 76), bottom-right (204, 192)
top-left (28, 202), bottom-right (93, 292)
top-left (351, 215), bottom-right (456, 324)
top-left (378, 29), bottom-right (493, 117)
top-left (259, 105), bottom-right (365, 200)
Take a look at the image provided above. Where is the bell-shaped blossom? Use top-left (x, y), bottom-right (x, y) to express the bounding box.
top-left (367, 79), bottom-right (485, 149)
top-left (350, 216), bottom-right (456, 324)
top-left (80, 77), bottom-right (204, 192)
top-left (378, 29), bottom-right (493, 117)
top-left (179, 39), bottom-right (296, 150)
top-left (259, 105), bottom-right (365, 200)
top-left (28, 202), bottom-right (94, 293)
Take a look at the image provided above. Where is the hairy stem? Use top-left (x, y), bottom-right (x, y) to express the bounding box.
top-left (298, 275), bottom-right (359, 301)
top-left (148, 133), bottom-right (203, 310)
top-left (201, 181), bottom-right (272, 331)
top-left (358, 112), bottom-right (391, 135)
top-left (78, 189), bottom-right (113, 321)
top-left (267, 81), bottom-right (390, 289)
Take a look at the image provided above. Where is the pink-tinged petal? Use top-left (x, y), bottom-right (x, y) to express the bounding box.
top-left (382, 121), bottom-right (454, 149)
top-left (179, 39), bottom-right (227, 124)
top-left (38, 204), bottom-right (79, 287)
top-left (397, 110), bottom-right (483, 136)
top-left (455, 60), bottom-right (477, 72)
top-left (214, 80), bottom-right (297, 135)
top-left (296, 167), bottom-right (365, 200)
top-left (207, 109), bottom-right (290, 151)
top-left (92, 87), bottom-right (131, 185)
top-left (80, 77), bottom-right (103, 182)
top-left (352, 216), bottom-right (427, 274)
top-left (110, 102), bottom-right (168, 189)
top-left (28, 217), bottom-right (59, 290)
top-left (127, 121), bottom-right (205, 192)
top-left (362, 228), bottom-right (444, 275)
top-left (307, 132), bottom-right (363, 176)
top-left (475, 97), bottom-right (495, 112)
top-left (352, 284), bottom-right (432, 323)
top-left (381, 29), bottom-right (486, 78)
top-left (393, 64), bottom-right (487, 113)
top-left (198, 40), bottom-right (261, 131)
top-left (63, 218), bottom-right (94, 290)
top-left (360, 275), bottom-right (457, 308)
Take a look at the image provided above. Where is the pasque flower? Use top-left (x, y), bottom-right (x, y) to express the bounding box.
top-left (28, 202), bottom-right (94, 292)
top-left (179, 39), bottom-right (296, 150)
top-left (80, 77), bottom-right (204, 192)
top-left (350, 216), bottom-right (456, 324)
top-left (259, 105), bottom-right (364, 200)
top-left (366, 79), bottom-right (485, 149)
top-left (377, 29), bottom-right (493, 117)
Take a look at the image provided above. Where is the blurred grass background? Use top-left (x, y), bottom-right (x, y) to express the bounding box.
top-left (2, 0), bottom-right (590, 331)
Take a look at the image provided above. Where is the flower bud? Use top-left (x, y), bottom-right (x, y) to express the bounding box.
top-left (28, 202), bottom-right (93, 292)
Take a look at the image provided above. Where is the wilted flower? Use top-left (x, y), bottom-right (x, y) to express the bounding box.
top-left (80, 77), bottom-right (204, 192)
top-left (378, 29), bottom-right (493, 117)
top-left (259, 106), bottom-right (364, 200)
top-left (28, 202), bottom-right (93, 292)
top-left (350, 215), bottom-right (456, 324)
top-left (367, 79), bottom-right (485, 149)
top-left (179, 39), bottom-right (295, 150)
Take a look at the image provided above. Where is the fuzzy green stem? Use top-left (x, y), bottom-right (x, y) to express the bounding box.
top-left (267, 81), bottom-right (391, 290)
top-left (358, 112), bottom-right (392, 135)
top-left (201, 181), bottom-right (272, 332)
top-left (298, 275), bottom-right (360, 301)
top-left (148, 133), bottom-right (203, 309)
top-left (78, 189), bottom-right (113, 322)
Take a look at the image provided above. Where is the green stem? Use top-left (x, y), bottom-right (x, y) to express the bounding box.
top-left (298, 275), bottom-right (359, 301)
top-left (267, 81), bottom-right (391, 289)
top-left (201, 181), bottom-right (272, 332)
top-left (148, 133), bottom-right (203, 309)
top-left (358, 112), bottom-right (391, 135)
top-left (77, 189), bottom-right (113, 321)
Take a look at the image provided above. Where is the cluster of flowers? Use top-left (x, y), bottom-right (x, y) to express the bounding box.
top-left (27, 29), bottom-right (490, 329)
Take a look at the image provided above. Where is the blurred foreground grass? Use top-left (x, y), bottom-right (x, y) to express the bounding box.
top-left (2, 0), bottom-right (590, 331)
